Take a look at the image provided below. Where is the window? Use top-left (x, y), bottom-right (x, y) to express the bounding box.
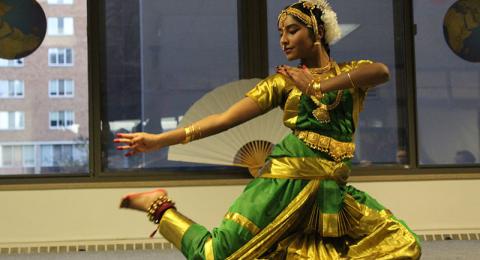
top-left (0, 58), bottom-right (24, 67)
top-left (0, 145), bottom-right (34, 167)
top-left (47, 0), bottom-right (73, 4)
top-left (0, 80), bottom-right (24, 98)
top-left (0, 0), bottom-right (88, 177)
top-left (49, 79), bottom-right (74, 97)
top-left (0, 112), bottom-right (25, 130)
top-left (40, 145), bottom-right (53, 167)
top-left (48, 48), bottom-right (74, 66)
top-left (48, 17), bottom-right (74, 36)
top-left (102, 0), bottom-right (239, 170)
top-left (23, 146), bottom-right (35, 167)
top-left (0, 0), bottom-right (478, 182)
top-left (414, 1), bottom-right (480, 165)
top-left (49, 111), bottom-right (74, 129)
top-left (40, 144), bottom-right (86, 167)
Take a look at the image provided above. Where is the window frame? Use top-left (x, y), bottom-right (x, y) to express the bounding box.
top-left (49, 111), bottom-right (75, 129)
top-left (49, 79), bottom-right (75, 98)
top-left (0, 111), bottom-right (25, 131)
top-left (48, 48), bottom-right (74, 67)
top-left (0, 0), bottom-right (479, 190)
top-left (47, 17), bottom-right (75, 36)
top-left (0, 80), bottom-right (24, 99)
top-left (0, 59), bottom-right (25, 68)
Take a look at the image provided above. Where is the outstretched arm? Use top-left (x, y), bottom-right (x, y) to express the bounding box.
top-left (278, 62), bottom-right (390, 94)
top-left (115, 97), bottom-right (263, 156)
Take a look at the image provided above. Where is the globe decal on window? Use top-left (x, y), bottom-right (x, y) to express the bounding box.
top-left (443, 0), bottom-right (480, 63)
top-left (0, 0), bottom-right (47, 59)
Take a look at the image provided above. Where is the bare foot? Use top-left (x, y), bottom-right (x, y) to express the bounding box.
top-left (119, 189), bottom-right (167, 212)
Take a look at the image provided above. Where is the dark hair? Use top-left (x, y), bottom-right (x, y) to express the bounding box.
top-left (281, 3), bottom-right (331, 56)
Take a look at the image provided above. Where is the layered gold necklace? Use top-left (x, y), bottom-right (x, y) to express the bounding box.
top-left (308, 61), bottom-right (343, 124)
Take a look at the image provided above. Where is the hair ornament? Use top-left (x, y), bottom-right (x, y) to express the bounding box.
top-left (298, 0), bottom-right (342, 44)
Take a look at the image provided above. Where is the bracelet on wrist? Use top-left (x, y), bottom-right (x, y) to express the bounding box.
top-left (347, 72), bottom-right (356, 88)
top-left (308, 78), bottom-right (324, 98)
top-left (181, 124), bottom-right (202, 144)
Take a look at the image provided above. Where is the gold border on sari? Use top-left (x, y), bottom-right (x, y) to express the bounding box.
top-left (226, 180), bottom-right (321, 260)
top-left (342, 194), bottom-right (421, 259)
top-left (158, 209), bottom-right (195, 250)
top-left (260, 157), bottom-right (350, 184)
top-left (224, 212), bottom-right (261, 236)
top-left (204, 238), bottom-right (214, 260)
top-left (283, 87), bottom-right (302, 128)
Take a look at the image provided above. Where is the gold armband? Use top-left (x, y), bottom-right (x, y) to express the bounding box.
top-left (182, 124), bottom-right (202, 144)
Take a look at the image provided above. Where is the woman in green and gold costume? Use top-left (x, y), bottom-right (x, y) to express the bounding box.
top-left (115, 0), bottom-right (422, 259)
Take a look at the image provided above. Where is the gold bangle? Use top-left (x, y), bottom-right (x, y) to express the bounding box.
top-left (347, 72), bottom-right (356, 88)
top-left (181, 124), bottom-right (203, 144)
top-left (308, 78), bottom-right (324, 98)
top-left (181, 126), bottom-right (192, 144)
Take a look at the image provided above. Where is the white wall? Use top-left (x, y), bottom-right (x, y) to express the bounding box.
top-left (1, 179), bottom-right (480, 244)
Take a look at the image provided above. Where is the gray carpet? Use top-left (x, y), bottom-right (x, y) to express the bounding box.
top-left (2, 241), bottom-right (480, 259)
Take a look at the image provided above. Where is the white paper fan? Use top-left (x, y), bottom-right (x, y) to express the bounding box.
top-left (168, 79), bottom-right (291, 176)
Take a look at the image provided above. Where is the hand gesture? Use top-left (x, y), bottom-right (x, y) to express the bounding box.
top-left (114, 132), bottom-right (162, 157)
top-left (276, 65), bottom-right (314, 94)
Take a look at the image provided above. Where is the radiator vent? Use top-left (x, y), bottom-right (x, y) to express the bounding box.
top-left (418, 233), bottom-right (480, 241)
top-left (0, 239), bottom-right (174, 255)
top-left (1, 234), bottom-right (479, 255)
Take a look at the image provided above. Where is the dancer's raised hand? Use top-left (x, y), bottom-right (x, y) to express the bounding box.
top-left (276, 65), bottom-right (314, 94)
top-left (114, 132), bottom-right (163, 157)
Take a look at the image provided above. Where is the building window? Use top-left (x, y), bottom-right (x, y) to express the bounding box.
top-left (0, 111), bottom-right (25, 130)
top-left (22, 146), bottom-right (35, 167)
top-left (40, 144), bottom-right (86, 167)
top-left (48, 17), bottom-right (74, 36)
top-left (0, 58), bottom-right (24, 67)
top-left (48, 48), bottom-right (74, 66)
top-left (49, 79), bottom-right (74, 97)
top-left (0, 80), bottom-right (24, 98)
top-left (47, 0), bottom-right (74, 4)
top-left (0, 145), bottom-right (34, 167)
top-left (40, 145), bottom-right (53, 167)
top-left (49, 111), bottom-right (74, 129)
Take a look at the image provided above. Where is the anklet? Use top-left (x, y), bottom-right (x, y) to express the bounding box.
top-left (147, 196), bottom-right (176, 224)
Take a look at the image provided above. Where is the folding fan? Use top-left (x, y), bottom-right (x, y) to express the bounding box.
top-left (167, 79), bottom-right (291, 176)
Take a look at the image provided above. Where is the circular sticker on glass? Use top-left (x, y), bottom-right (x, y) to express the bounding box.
top-left (0, 0), bottom-right (47, 59)
top-left (443, 0), bottom-right (480, 62)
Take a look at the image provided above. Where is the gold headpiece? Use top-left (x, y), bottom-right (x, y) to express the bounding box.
top-left (277, 0), bottom-right (341, 45)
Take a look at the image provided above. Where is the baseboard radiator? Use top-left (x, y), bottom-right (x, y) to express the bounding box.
top-left (0, 238), bottom-right (173, 255)
top-left (1, 233), bottom-right (479, 255)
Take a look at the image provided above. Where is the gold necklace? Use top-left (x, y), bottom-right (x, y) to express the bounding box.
top-left (307, 62), bottom-right (332, 75)
top-left (310, 62), bottom-right (343, 124)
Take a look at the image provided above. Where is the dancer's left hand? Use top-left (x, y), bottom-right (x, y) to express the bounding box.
top-left (276, 65), bottom-right (314, 94)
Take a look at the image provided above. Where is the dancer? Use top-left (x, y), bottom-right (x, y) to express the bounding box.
top-left (115, 1), bottom-right (421, 259)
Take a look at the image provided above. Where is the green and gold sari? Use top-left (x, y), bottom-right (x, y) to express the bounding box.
top-left (157, 61), bottom-right (421, 259)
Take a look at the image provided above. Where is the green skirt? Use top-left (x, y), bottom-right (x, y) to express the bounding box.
top-left (166, 177), bottom-right (421, 259)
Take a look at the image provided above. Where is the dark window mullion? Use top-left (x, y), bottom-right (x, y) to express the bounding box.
top-left (391, 0), bottom-right (418, 170)
top-left (237, 0), bottom-right (268, 79)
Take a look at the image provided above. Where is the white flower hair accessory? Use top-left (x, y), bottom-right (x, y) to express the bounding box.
top-left (301, 0), bottom-right (342, 44)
